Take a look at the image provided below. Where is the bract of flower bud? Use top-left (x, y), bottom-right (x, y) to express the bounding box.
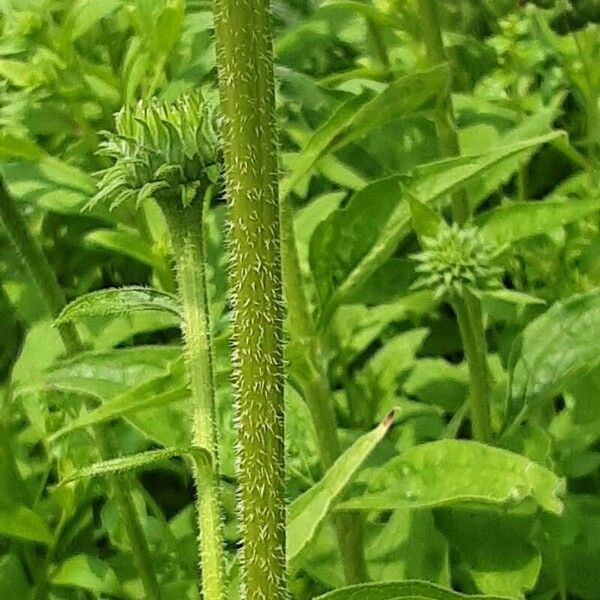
top-left (86, 92), bottom-right (220, 211)
top-left (411, 223), bottom-right (504, 300)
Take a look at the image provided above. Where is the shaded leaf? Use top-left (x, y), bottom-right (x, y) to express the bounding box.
top-left (507, 289), bottom-right (600, 428)
top-left (0, 506), bottom-right (53, 545)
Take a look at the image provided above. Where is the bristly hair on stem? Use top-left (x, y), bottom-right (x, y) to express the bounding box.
top-left (90, 91), bottom-right (228, 599)
top-left (212, 0), bottom-right (287, 594)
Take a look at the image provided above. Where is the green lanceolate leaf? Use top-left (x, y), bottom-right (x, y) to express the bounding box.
top-left (56, 286), bottom-right (181, 324)
top-left (506, 288), bottom-right (600, 430)
top-left (313, 580), bottom-right (513, 600)
top-left (339, 440), bottom-right (565, 514)
top-left (310, 132), bottom-right (562, 318)
top-left (477, 197), bottom-right (600, 246)
top-left (0, 506), bottom-right (53, 545)
top-left (60, 446), bottom-right (210, 485)
top-left (287, 410), bottom-right (395, 573)
top-left (49, 358), bottom-right (188, 441)
top-left (407, 191), bottom-right (443, 240)
top-left (282, 65), bottom-right (450, 196)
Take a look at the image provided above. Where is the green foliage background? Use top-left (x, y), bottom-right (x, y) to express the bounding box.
top-left (1, 0), bottom-right (600, 598)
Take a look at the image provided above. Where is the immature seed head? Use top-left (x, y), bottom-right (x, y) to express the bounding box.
top-left (87, 92), bottom-right (220, 210)
top-left (412, 223), bottom-right (503, 300)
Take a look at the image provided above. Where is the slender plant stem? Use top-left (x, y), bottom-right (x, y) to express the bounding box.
top-left (281, 203), bottom-right (369, 583)
top-left (367, 20), bottom-right (390, 70)
top-left (452, 293), bottom-right (492, 442)
top-left (417, 0), bottom-right (469, 225)
top-left (212, 0), bottom-right (286, 595)
top-left (417, 0), bottom-right (494, 441)
top-left (159, 198), bottom-right (226, 600)
top-left (0, 180), bottom-right (160, 600)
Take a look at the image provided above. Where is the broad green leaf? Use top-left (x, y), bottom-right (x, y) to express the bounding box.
top-left (0, 506), bottom-right (53, 545)
top-left (313, 580), bottom-right (512, 600)
top-left (50, 359), bottom-right (188, 440)
top-left (507, 289), bottom-right (600, 428)
top-left (84, 228), bottom-right (164, 269)
top-left (0, 133), bottom-right (45, 161)
top-left (476, 289), bottom-right (546, 324)
top-left (287, 411), bottom-right (395, 573)
top-left (435, 507), bottom-right (541, 597)
top-left (282, 65), bottom-right (449, 196)
top-left (0, 157), bottom-right (112, 219)
top-left (51, 554), bottom-right (123, 596)
top-left (56, 286), bottom-right (181, 325)
top-left (339, 440), bottom-right (565, 514)
top-left (66, 0), bottom-right (123, 40)
top-left (478, 198), bottom-right (600, 246)
top-left (304, 511), bottom-right (450, 589)
top-left (61, 446), bottom-right (210, 485)
top-left (310, 133), bottom-right (561, 316)
top-left (15, 346), bottom-right (179, 401)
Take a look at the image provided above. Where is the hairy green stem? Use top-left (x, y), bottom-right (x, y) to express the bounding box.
top-left (212, 0), bottom-right (286, 595)
top-left (0, 180), bottom-right (160, 600)
top-left (417, 0), bottom-right (494, 441)
top-left (159, 198), bottom-right (226, 600)
top-left (281, 203), bottom-right (369, 583)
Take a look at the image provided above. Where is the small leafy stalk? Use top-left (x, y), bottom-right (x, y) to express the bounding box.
top-left (212, 0), bottom-right (286, 596)
top-left (89, 93), bottom-right (227, 598)
top-left (0, 180), bottom-right (160, 600)
top-left (281, 203), bottom-right (369, 583)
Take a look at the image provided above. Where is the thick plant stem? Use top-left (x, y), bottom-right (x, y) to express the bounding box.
top-left (452, 293), bottom-right (492, 443)
top-left (212, 0), bottom-right (286, 595)
top-left (417, 0), bottom-right (469, 225)
top-left (159, 199), bottom-right (226, 600)
top-left (0, 181), bottom-right (160, 600)
top-left (417, 0), bottom-right (494, 441)
top-left (281, 204), bottom-right (369, 584)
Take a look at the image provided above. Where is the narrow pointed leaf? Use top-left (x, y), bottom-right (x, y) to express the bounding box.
top-left (287, 410), bottom-right (395, 573)
top-left (477, 197), bottom-right (600, 246)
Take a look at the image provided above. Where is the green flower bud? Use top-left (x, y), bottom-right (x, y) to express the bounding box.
top-left (87, 92), bottom-right (220, 211)
top-left (411, 223), bottom-right (504, 300)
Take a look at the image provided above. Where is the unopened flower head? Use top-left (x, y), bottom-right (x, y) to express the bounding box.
top-left (412, 223), bottom-right (504, 300)
top-left (87, 92), bottom-right (220, 210)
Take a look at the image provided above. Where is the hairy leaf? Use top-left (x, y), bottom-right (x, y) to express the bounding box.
top-left (56, 286), bottom-right (181, 324)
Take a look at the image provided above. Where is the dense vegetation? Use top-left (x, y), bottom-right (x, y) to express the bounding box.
top-left (1, 0), bottom-right (600, 599)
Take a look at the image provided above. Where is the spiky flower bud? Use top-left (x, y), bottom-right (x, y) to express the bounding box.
top-left (87, 92), bottom-right (220, 211)
top-left (412, 223), bottom-right (504, 300)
